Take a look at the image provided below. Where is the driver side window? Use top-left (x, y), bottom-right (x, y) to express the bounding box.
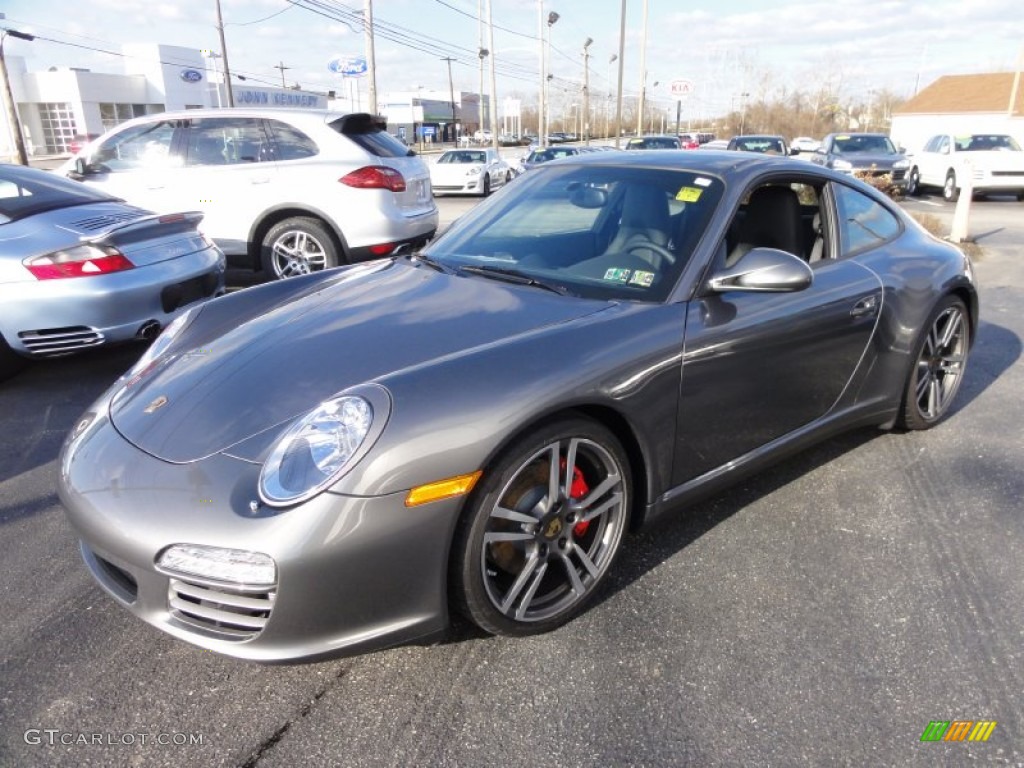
top-left (722, 180), bottom-right (827, 268)
top-left (91, 121), bottom-right (180, 172)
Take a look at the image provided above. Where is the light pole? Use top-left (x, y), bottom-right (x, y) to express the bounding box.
top-left (543, 9), bottom-right (559, 146)
top-left (635, 0), bottom-right (649, 136)
top-left (441, 56), bottom-right (457, 145)
top-left (0, 26), bottom-right (34, 165)
top-left (582, 37), bottom-right (592, 144)
top-left (614, 0), bottom-right (626, 148)
top-left (605, 53), bottom-right (617, 140)
top-left (486, 0), bottom-right (499, 151)
top-left (478, 47), bottom-right (489, 137)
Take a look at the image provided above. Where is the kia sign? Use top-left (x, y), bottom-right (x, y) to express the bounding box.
top-left (670, 79), bottom-right (695, 97)
top-left (328, 55), bottom-right (368, 77)
top-left (180, 69), bottom-right (204, 83)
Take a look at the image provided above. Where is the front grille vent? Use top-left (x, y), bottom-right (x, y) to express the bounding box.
top-left (168, 579), bottom-right (276, 640)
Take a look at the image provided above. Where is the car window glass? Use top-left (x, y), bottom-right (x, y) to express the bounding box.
top-left (833, 135), bottom-right (895, 154)
top-left (833, 183), bottom-right (901, 257)
top-left (266, 120), bottom-right (319, 160)
top-left (425, 165), bottom-right (725, 303)
top-left (185, 118), bottom-right (269, 166)
top-left (723, 181), bottom-right (822, 267)
top-left (90, 120), bottom-right (180, 171)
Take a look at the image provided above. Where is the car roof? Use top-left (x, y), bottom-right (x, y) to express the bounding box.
top-left (109, 107), bottom-right (357, 128)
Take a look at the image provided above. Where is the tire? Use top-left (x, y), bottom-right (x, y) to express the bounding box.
top-left (897, 295), bottom-right (970, 430)
top-left (481, 174), bottom-right (491, 197)
top-left (260, 217), bottom-right (341, 279)
top-left (505, 170), bottom-right (513, 185)
top-left (905, 167), bottom-right (920, 197)
top-left (1016, 190), bottom-right (1024, 202)
top-left (943, 171), bottom-right (959, 203)
top-left (0, 333), bottom-right (29, 383)
top-left (452, 417), bottom-right (631, 636)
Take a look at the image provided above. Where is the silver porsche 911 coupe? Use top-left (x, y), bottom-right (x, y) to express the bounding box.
top-left (58, 151), bottom-right (977, 661)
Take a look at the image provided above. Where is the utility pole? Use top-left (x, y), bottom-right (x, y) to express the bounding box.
top-left (537, 1), bottom-right (546, 146)
top-left (215, 0), bottom-right (234, 106)
top-left (636, 0), bottom-right (648, 136)
top-left (364, 0), bottom-right (378, 115)
top-left (442, 56), bottom-right (457, 145)
top-left (478, 0), bottom-right (485, 136)
top-left (614, 0), bottom-right (626, 148)
top-left (274, 61), bottom-right (290, 88)
top-left (486, 0), bottom-right (499, 151)
top-left (0, 25), bottom-right (34, 165)
top-left (582, 38), bottom-right (592, 145)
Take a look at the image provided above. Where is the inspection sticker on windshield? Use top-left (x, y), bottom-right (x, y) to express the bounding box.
top-left (676, 186), bottom-right (703, 202)
top-left (604, 268), bottom-right (631, 283)
top-left (629, 270), bottom-right (655, 287)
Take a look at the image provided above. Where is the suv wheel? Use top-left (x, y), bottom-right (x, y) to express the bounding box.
top-left (261, 217), bottom-right (340, 279)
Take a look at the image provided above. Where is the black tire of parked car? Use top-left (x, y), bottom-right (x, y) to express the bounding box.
top-left (260, 217), bottom-right (342, 279)
top-left (906, 168), bottom-right (920, 196)
top-left (0, 333), bottom-right (29, 382)
top-left (481, 175), bottom-right (491, 197)
top-left (943, 171), bottom-right (960, 203)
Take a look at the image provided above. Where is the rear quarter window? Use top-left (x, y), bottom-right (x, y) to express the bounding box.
top-left (266, 120), bottom-right (319, 160)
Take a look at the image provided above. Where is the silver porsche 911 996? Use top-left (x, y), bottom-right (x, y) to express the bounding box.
top-left (59, 151), bottom-right (977, 661)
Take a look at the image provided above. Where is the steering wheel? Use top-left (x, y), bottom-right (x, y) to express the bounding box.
top-left (625, 240), bottom-right (676, 266)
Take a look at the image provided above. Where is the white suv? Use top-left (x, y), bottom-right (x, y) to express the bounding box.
top-left (60, 109), bottom-right (438, 279)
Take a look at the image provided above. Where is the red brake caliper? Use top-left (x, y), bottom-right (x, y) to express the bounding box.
top-left (569, 465), bottom-right (590, 537)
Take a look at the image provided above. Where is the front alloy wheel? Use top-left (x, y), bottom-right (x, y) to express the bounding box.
top-left (454, 419), bottom-right (631, 636)
top-left (899, 296), bottom-right (969, 429)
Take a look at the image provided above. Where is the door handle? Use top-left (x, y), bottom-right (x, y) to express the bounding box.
top-left (851, 295), bottom-right (879, 318)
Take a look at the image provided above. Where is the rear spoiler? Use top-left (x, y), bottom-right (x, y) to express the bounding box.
top-left (88, 211), bottom-right (206, 248)
top-left (327, 113), bottom-right (387, 135)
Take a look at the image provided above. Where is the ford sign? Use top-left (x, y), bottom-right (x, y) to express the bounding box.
top-left (180, 69), bottom-right (203, 83)
top-left (327, 55), bottom-right (368, 77)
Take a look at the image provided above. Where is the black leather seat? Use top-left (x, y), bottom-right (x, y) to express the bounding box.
top-left (727, 186), bottom-right (803, 266)
top-left (604, 184), bottom-right (673, 270)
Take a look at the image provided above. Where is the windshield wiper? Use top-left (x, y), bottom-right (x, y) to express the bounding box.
top-left (458, 265), bottom-right (570, 295)
top-left (404, 251), bottom-right (452, 273)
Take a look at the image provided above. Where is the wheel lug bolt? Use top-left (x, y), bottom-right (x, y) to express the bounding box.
top-left (558, 538), bottom-right (568, 549)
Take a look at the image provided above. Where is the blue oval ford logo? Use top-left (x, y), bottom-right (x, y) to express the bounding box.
top-left (327, 56), bottom-right (368, 77)
top-left (180, 69), bottom-right (203, 83)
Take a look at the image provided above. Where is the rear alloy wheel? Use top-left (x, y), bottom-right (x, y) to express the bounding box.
top-left (261, 217), bottom-right (340, 279)
top-left (481, 174), bottom-right (491, 197)
top-left (943, 171), bottom-right (959, 202)
top-left (454, 418), bottom-right (631, 636)
top-left (898, 296), bottom-right (970, 430)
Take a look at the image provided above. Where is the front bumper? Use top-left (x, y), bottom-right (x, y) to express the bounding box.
top-left (58, 406), bottom-right (459, 662)
top-left (0, 244), bottom-right (224, 357)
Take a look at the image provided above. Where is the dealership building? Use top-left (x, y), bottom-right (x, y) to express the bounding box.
top-left (2, 42), bottom-right (492, 158)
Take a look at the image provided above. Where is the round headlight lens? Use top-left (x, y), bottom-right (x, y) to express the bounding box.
top-left (259, 395), bottom-right (373, 506)
top-left (831, 158), bottom-right (853, 171)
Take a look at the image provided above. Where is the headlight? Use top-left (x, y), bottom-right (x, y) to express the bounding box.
top-left (157, 544), bottom-right (276, 587)
top-left (123, 304), bottom-right (202, 382)
top-left (893, 159), bottom-right (910, 169)
top-left (831, 159), bottom-right (853, 171)
top-left (466, 166), bottom-right (482, 176)
top-left (259, 395), bottom-right (374, 506)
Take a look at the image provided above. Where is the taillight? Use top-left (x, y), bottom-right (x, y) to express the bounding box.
top-left (24, 244), bottom-right (135, 280)
top-left (339, 166), bottom-right (407, 192)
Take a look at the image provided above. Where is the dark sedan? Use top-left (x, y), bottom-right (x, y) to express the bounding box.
top-left (811, 133), bottom-right (911, 190)
top-left (59, 151), bottom-right (977, 661)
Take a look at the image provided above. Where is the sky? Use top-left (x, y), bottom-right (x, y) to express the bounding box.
top-left (2, 0), bottom-right (1022, 121)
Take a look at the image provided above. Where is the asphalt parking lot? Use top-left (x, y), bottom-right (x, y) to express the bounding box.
top-left (1, 193), bottom-right (1022, 767)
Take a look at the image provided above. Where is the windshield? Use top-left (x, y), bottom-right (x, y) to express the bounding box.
top-left (526, 148), bottom-right (577, 163)
top-left (440, 151), bottom-right (487, 164)
top-left (832, 135), bottom-right (896, 154)
top-left (735, 137), bottom-right (786, 154)
top-left (422, 163), bottom-right (725, 302)
top-left (955, 134), bottom-right (1021, 152)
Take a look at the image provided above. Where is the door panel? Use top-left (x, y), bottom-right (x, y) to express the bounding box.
top-left (674, 259), bottom-right (882, 483)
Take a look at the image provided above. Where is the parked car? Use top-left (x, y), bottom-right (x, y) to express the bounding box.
top-left (810, 133), bottom-right (910, 191)
top-left (679, 132), bottom-right (715, 149)
top-left (430, 148), bottom-right (512, 197)
top-left (727, 135), bottom-right (792, 155)
top-left (516, 145), bottom-right (583, 174)
top-left (625, 135), bottom-right (682, 150)
top-left (907, 133), bottom-right (1024, 201)
top-left (59, 151), bottom-right (977, 661)
top-left (57, 109), bottom-right (438, 280)
top-left (0, 163), bottom-right (224, 381)
top-left (791, 136), bottom-right (821, 153)
top-left (699, 139), bottom-right (730, 150)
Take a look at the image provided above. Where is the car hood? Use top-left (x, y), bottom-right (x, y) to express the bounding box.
top-left (960, 150), bottom-right (1024, 172)
top-left (109, 260), bottom-right (611, 463)
top-left (837, 152), bottom-right (905, 169)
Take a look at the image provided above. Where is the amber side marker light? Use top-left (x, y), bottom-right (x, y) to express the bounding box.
top-left (405, 471), bottom-right (483, 507)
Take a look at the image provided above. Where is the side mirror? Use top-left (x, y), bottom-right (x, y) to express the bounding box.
top-left (814, 146), bottom-right (827, 154)
top-left (707, 247), bottom-right (813, 293)
top-left (789, 147), bottom-right (799, 156)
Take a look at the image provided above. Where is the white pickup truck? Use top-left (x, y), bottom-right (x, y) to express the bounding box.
top-left (907, 133), bottom-right (1024, 202)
